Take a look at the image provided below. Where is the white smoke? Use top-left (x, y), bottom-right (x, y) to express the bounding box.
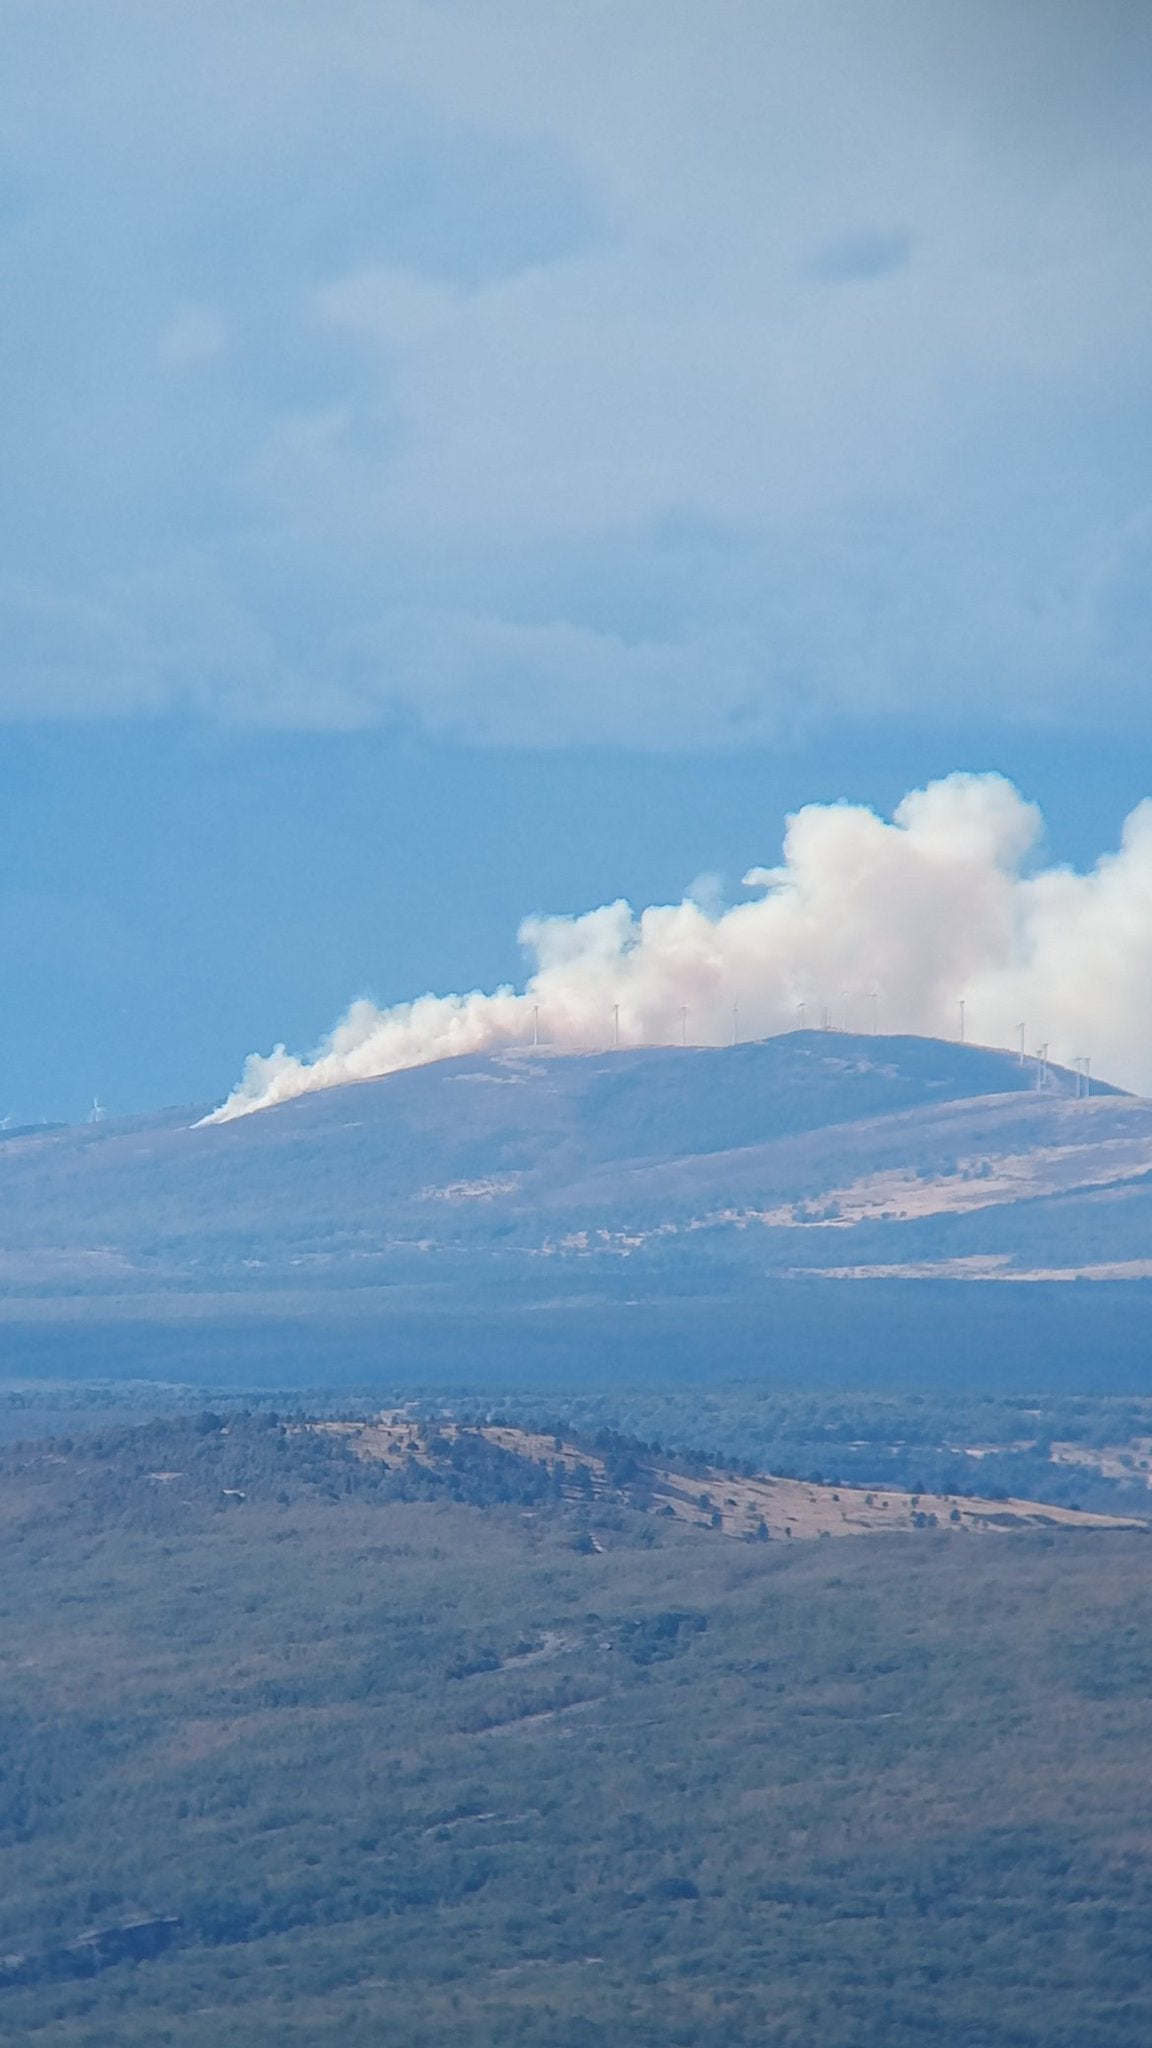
top-left (206, 773), bottom-right (1152, 1120)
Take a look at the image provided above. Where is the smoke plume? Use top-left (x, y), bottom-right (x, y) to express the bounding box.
top-left (206, 773), bottom-right (1152, 1120)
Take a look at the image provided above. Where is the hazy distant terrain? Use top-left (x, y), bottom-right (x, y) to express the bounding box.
top-left (2, 1033), bottom-right (1149, 1388)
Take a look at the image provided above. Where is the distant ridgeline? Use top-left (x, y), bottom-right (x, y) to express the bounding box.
top-left (0, 1032), bottom-right (1149, 1388)
top-left (3, 1408), bottom-right (1143, 1547)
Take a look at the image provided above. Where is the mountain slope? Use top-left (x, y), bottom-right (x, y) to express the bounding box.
top-left (0, 1034), bottom-right (1144, 1312)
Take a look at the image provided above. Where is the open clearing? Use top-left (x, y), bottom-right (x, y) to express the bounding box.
top-left (316, 1417), bottom-right (1148, 1542)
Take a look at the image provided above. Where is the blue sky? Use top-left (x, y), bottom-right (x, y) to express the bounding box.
top-left (2, 1), bottom-right (1151, 1119)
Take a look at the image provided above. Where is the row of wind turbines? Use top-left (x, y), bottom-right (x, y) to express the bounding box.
top-left (524, 993), bottom-right (1095, 1095)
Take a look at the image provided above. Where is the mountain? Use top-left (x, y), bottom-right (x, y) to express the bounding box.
top-left (1, 1033), bottom-right (1150, 1390)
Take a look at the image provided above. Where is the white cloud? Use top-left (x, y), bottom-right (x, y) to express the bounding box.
top-left (1, 2), bottom-right (1151, 741)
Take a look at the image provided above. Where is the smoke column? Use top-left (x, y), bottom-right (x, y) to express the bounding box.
top-left (206, 773), bottom-right (1152, 1120)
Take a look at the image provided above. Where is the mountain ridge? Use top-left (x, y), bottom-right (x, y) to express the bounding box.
top-left (1, 1032), bottom-right (1149, 1388)
top-left (0, 1033), bottom-right (1142, 1291)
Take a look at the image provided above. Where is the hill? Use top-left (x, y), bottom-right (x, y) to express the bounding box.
top-left (0, 1410), bottom-right (1151, 2047)
top-left (316, 1414), bottom-right (1148, 1541)
top-left (1, 1033), bottom-right (1150, 1388)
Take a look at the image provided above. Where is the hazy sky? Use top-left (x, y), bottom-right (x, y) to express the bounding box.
top-left (3, 2), bottom-right (1151, 1118)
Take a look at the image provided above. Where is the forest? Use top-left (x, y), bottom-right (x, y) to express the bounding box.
top-left (0, 1410), bottom-right (1150, 2045)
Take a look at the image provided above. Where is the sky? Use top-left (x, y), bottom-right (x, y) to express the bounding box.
top-left (2, 1), bottom-right (1151, 1120)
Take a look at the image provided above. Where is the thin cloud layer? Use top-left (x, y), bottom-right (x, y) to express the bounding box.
top-left (2, 3), bottom-right (1152, 742)
top-left (207, 772), bottom-right (1152, 1118)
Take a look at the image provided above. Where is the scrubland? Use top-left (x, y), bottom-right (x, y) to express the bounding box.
top-left (0, 1414), bottom-right (1150, 2045)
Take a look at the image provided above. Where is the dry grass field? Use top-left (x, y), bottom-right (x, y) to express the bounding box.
top-left (319, 1414), bottom-right (1148, 1541)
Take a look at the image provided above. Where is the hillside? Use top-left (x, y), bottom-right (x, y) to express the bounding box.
top-left (1, 1410), bottom-right (1151, 2047)
top-left (317, 1414), bottom-right (1148, 1541)
top-left (1, 1032), bottom-right (1149, 1387)
top-left (0, 1032), bottom-right (1143, 1289)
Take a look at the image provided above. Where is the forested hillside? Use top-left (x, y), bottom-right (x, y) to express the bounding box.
top-left (1, 1414), bottom-right (1151, 2046)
